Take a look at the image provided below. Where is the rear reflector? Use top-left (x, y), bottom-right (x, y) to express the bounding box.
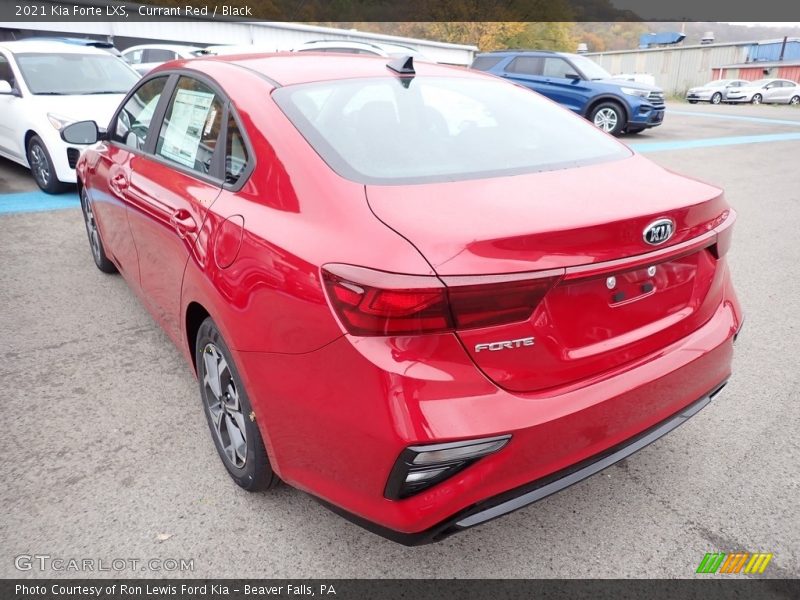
top-left (322, 264), bottom-right (560, 337)
top-left (385, 435), bottom-right (511, 499)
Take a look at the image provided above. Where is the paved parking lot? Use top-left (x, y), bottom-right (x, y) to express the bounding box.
top-left (1, 102), bottom-right (798, 579)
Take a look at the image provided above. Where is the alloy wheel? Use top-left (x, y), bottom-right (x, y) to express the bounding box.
top-left (752, 94), bottom-right (762, 105)
top-left (81, 191), bottom-right (102, 263)
top-left (202, 343), bottom-right (248, 469)
top-left (593, 108), bottom-right (618, 133)
top-left (711, 93), bottom-right (722, 104)
top-left (791, 96), bottom-right (800, 106)
top-left (29, 144), bottom-right (50, 188)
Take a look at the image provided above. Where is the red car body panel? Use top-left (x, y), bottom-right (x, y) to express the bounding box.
top-left (75, 54), bottom-right (742, 542)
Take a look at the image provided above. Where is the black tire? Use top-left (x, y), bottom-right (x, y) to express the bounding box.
top-left (625, 127), bottom-right (646, 135)
top-left (751, 93), bottom-right (762, 105)
top-left (688, 100), bottom-right (698, 104)
top-left (790, 95), bottom-right (800, 106)
top-left (196, 317), bottom-right (278, 492)
top-left (711, 92), bottom-right (722, 105)
top-left (589, 101), bottom-right (626, 136)
top-left (79, 187), bottom-right (117, 274)
top-left (27, 135), bottom-right (69, 194)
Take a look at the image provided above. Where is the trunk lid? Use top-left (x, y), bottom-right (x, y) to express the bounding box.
top-left (366, 154), bottom-right (733, 392)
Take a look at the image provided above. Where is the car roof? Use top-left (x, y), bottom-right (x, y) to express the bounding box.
top-left (299, 40), bottom-right (386, 51)
top-left (205, 44), bottom-right (281, 55)
top-left (172, 52), bottom-right (479, 87)
top-left (0, 39), bottom-right (112, 55)
top-left (123, 43), bottom-right (201, 53)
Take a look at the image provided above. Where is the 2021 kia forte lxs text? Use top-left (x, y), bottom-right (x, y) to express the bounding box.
top-left (64, 53), bottom-right (742, 544)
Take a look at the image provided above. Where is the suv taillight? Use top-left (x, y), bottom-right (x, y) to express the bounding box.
top-left (322, 264), bottom-right (560, 337)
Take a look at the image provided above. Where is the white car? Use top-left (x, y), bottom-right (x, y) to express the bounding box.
top-left (724, 78), bottom-right (800, 105)
top-left (686, 79), bottom-right (749, 104)
top-left (202, 44), bottom-right (285, 56)
top-left (0, 40), bottom-right (140, 193)
top-left (122, 44), bottom-right (208, 75)
top-left (294, 40), bottom-right (430, 60)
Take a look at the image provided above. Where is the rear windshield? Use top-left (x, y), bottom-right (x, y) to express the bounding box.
top-left (273, 76), bottom-right (629, 185)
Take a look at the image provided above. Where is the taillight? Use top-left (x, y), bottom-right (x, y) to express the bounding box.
top-left (322, 264), bottom-right (560, 337)
top-left (710, 209), bottom-right (735, 259)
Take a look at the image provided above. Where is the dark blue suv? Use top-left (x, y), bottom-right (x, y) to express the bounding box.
top-left (472, 51), bottom-right (665, 136)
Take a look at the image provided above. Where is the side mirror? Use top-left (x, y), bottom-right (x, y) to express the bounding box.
top-left (0, 80), bottom-right (18, 95)
top-left (565, 72), bottom-right (581, 81)
top-left (61, 120), bottom-right (100, 144)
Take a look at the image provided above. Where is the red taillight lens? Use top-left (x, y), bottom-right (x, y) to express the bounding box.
top-left (322, 265), bottom-right (452, 336)
top-left (444, 274), bottom-right (558, 329)
top-left (322, 264), bottom-right (560, 337)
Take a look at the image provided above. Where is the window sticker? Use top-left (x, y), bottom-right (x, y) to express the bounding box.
top-left (160, 89), bottom-right (215, 168)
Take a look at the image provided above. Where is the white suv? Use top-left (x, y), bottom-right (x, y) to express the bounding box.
top-left (0, 40), bottom-right (140, 193)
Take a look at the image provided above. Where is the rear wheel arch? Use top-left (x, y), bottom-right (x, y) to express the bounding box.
top-left (186, 301), bottom-right (211, 374)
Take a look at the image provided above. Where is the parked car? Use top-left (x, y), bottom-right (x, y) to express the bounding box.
top-left (122, 44), bottom-right (208, 75)
top-left (0, 40), bottom-right (140, 193)
top-left (295, 39), bottom-right (429, 60)
top-left (724, 78), bottom-right (800, 105)
top-left (686, 79), bottom-right (749, 104)
top-left (64, 53), bottom-right (741, 544)
top-left (471, 50), bottom-right (665, 135)
top-left (24, 37), bottom-right (123, 57)
top-left (203, 44), bottom-right (284, 56)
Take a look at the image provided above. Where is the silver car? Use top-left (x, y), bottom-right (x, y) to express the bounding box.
top-left (725, 79), bottom-right (800, 105)
top-left (686, 79), bottom-right (748, 104)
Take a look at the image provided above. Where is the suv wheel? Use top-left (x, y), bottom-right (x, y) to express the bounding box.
top-left (590, 102), bottom-right (625, 136)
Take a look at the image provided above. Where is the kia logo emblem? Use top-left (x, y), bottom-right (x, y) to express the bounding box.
top-left (643, 218), bottom-right (675, 246)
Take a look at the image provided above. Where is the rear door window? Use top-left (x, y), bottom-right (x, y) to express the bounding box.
top-left (506, 56), bottom-right (543, 76)
top-left (224, 114), bottom-right (249, 185)
top-left (143, 49), bottom-right (177, 62)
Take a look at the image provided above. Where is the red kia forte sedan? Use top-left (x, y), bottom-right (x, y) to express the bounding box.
top-left (63, 53), bottom-right (742, 544)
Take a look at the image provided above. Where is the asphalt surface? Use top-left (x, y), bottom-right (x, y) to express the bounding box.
top-left (1, 101), bottom-right (798, 579)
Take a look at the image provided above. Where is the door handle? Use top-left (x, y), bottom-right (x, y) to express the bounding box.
top-left (170, 209), bottom-right (197, 238)
top-left (108, 171), bottom-right (129, 196)
top-left (111, 172), bottom-right (129, 189)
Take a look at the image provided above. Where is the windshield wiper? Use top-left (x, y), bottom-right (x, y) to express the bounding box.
top-left (81, 90), bottom-right (127, 95)
top-left (35, 91), bottom-right (70, 95)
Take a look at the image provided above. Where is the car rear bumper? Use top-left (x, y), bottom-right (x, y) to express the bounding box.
top-left (234, 269), bottom-right (741, 541)
top-left (321, 379), bottom-right (727, 545)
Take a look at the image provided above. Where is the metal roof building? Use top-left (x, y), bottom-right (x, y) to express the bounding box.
top-left (0, 19), bottom-right (477, 65)
top-left (587, 38), bottom-right (800, 95)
